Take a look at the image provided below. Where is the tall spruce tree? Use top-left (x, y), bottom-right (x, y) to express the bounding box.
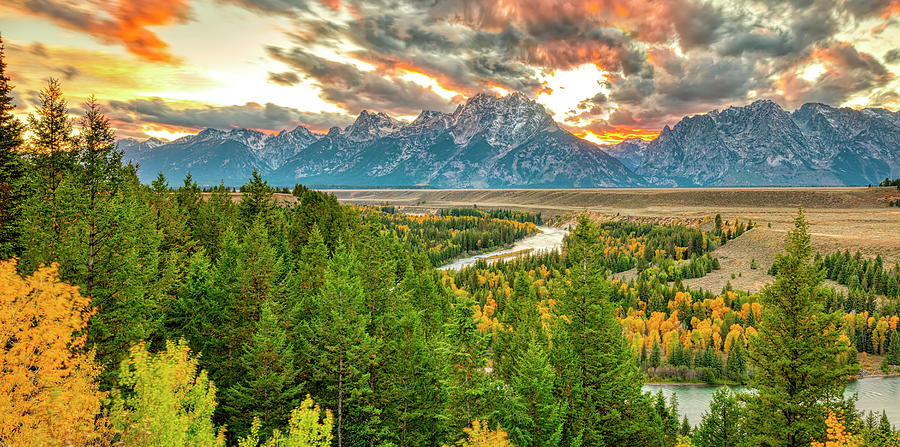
top-left (553, 215), bottom-right (665, 446)
top-left (443, 293), bottom-right (491, 441)
top-left (376, 284), bottom-right (449, 446)
top-left (222, 300), bottom-right (303, 442)
top-left (310, 244), bottom-right (375, 447)
top-left (240, 169), bottom-right (273, 222)
top-left (27, 77), bottom-right (74, 191)
top-left (693, 387), bottom-right (746, 447)
top-left (502, 339), bottom-right (563, 447)
top-left (21, 78), bottom-right (75, 271)
top-left (75, 96), bottom-right (124, 297)
top-left (495, 271), bottom-right (543, 382)
top-left (746, 208), bottom-right (858, 446)
top-left (86, 177), bottom-right (164, 385)
top-left (0, 34), bottom-right (25, 259)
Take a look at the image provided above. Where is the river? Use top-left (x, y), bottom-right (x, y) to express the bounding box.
top-left (438, 225), bottom-right (569, 271)
top-left (644, 377), bottom-right (900, 427)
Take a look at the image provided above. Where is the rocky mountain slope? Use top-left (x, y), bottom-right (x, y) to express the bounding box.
top-left (120, 95), bottom-right (899, 188)
top-left (121, 93), bottom-right (641, 187)
top-left (613, 100), bottom-right (899, 186)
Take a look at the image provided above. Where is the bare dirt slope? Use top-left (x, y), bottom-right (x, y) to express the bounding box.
top-left (681, 227), bottom-right (782, 293)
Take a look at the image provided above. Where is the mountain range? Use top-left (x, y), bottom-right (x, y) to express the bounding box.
top-left (119, 93), bottom-right (899, 188)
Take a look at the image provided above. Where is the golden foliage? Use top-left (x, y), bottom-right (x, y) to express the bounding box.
top-left (0, 260), bottom-right (107, 446)
top-left (239, 395), bottom-right (334, 447)
top-left (811, 411), bottom-right (860, 447)
top-left (447, 420), bottom-right (512, 447)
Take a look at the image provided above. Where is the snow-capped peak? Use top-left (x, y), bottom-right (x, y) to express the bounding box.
top-left (344, 110), bottom-right (405, 142)
top-left (449, 91), bottom-right (557, 148)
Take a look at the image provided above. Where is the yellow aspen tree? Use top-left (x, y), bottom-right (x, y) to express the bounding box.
top-left (0, 260), bottom-right (106, 445)
top-left (446, 420), bottom-right (512, 447)
top-left (811, 411), bottom-right (860, 447)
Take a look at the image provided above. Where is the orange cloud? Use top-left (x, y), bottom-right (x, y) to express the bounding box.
top-left (7, 0), bottom-right (190, 63)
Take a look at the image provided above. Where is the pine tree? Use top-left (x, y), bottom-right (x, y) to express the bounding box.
top-left (726, 338), bottom-right (746, 382)
top-left (176, 172), bottom-right (202, 241)
top-left (885, 331), bottom-right (900, 366)
top-left (240, 169), bottom-right (273, 222)
top-left (650, 339), bottom-right (662, 368)
top-left (693, 387), bottom-right (745, 447)
top-left (376, 285), bottom-right (449, 446)
top-left (285, 223), bottom-right (329, 389)
top-left (84, 177), bottom-right (164, 385)
top-left (0, 35), bottom-right (26, 259)
top-left (74, 96), bottom-right (124, 298)
top-left (502, 339), bottom-right (563, 447)
top-left (443, 293), bottom-right (491, 441)
top-left (168, 249), bottom-right (228, 368)
top-left (223, 300), bottom-right (303, 442)
top-left (27, 78), bottom-right (75, 190)
top-left (20, 78), bottom-right (76, 271)
top-left (495, 271), bottom-right (543, 382)
top-left (553, 215), bottom-right (665, 446)
top-left (310, 245), bottom-right (374, 447)
top-left (746, 208), bottom-right (858, 446)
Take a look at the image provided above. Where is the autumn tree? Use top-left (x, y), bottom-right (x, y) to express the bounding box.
top-left (0, 34), bottom-right (25, 259)
top-left (446, 420), bottom-right (512, 447)
top-left (810, 411), bottom-right (860, 447)
top-left (109, 340), bottom-right (225, 446)
top-left (0, 260), bottom-right (106, 445)
top-left (238, 395), bottom-right (334, 447)
top-left (746, 209), bottom-right (858, 446)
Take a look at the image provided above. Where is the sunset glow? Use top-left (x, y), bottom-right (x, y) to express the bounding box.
top-left (577, 128), bottom-right (661, 146)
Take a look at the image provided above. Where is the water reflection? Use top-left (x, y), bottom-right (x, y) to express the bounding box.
top-left (644, 377), bottom-right (900, 427)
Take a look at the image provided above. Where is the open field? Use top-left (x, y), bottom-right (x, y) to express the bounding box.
top-left (324, 187), bottom-right (900, 267)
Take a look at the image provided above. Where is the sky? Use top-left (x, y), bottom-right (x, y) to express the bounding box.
top-left (1, 0), bottom-right (899, 145)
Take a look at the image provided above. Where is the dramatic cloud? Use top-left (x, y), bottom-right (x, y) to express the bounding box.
top-left (775, 42), bottom-right (894, 106)
top-left (4, 0), bottom-right (898, 142)
top-left (267, 46), bottom-right (457, 115)
top-left (107, 97), bottom-right (354, 132)
top-left (6, 0), bottom-right (191, 62)
top-left (249, 0), bottom-right (898, 139)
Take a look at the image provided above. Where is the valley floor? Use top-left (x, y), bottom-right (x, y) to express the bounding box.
top-left (324, 187), bottom-right (900, 265)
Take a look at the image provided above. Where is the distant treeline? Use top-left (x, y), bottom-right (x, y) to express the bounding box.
top-left (439, 206), bottom-right (543, 224)
top-left (365, 207), bottom-right (538, 266)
